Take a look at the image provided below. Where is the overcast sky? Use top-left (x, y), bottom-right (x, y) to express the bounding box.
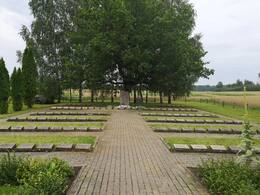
top-left (0, 0), bottom-right (260, 85)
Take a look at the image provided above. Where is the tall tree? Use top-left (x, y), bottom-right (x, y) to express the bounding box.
top-left (22, 47), bottom-right (37, 108)
top-left (11, 68), bottom-right (23, 111)
top-left (0, 58), bottom-right (10, 114)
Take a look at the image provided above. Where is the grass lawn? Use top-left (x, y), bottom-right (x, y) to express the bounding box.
top-left (0, 186), bottom-right (23, 195)
top-left (176, 101), bottom-right (260, 124)
top-left (164, 136), bottom-right (260, 147)
top-left (0, 104), bottom-right (54, 119)
top-left (0, 135), bottom-right (96, 145)
top-left (0, 122), bottom-right (104, 128)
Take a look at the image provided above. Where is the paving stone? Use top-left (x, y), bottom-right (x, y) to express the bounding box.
top-left (172, 144), bottom-right (190, 152)
top-left (16, 144), bottom-right (35, 152)
top-left (209, 145), bottom-right (228, 153)
top-left (190, 144), bottom-right (208, 152)
top-left (0, 143), bottom-right (16, 152)
top-left (10, 126), bottom-right (23, 131)
top-left (35, 144), bottom-right (54, 152)
top-left (229, 146), bottom-right (243, 154)
top-left (75, 144), bottom-right (92, 152)
top-left (55, 144), bottom-right (73, 151)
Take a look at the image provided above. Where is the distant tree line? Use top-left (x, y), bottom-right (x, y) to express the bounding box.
top-left (16, 0), bottom-right (213, 105)
top-left (194, 79), bottom-right (260, 92)
top-left (0, 47), bottom-right (37, 114)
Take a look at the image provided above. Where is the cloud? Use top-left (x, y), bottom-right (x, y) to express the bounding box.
top-left (0, 1), bottom-right (32, 73)
top-left (190, 0), bottom-right (260, 85)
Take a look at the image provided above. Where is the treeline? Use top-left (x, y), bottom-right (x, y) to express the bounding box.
top-left (194, 80), bottom-right (260, 92)
top-left (16, 0), bottom-right (212, 105)
top-left (0, 47), bottom-right (37, 114)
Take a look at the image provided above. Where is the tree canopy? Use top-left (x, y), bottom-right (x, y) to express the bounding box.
top-left (21, 0), bottom-right (213, 103)
top-left (0, 58), bottom-right (10, 113)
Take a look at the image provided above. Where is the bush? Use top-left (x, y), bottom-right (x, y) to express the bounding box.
top-left (0, 153), bottom-right (25, 185)
top-left (198, 160), bottom-right (260, 195)
top-left (0, 153), bottom-right (74, 195)
top-left (17, 157), bottom-right (74, 195)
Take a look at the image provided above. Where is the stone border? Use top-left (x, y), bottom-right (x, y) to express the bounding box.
top-left (0, 126), bottom-right (103, 132)
top-left (133, 107), bottom-right (198, 112)
top-left (0, 142), bottom-right (97, 152)
top-left (51, 106), bottom-right (110, 110)
top-left (153, 128), bottom-right (260, 135)
top-left (30, 112), bottom-right (110, 116)
top-left (141, 113), bottom-right (218, 118)
top-left (7, 117), bottom-right (107, 122)
top-left (146, 119), bottom-right (242, 125)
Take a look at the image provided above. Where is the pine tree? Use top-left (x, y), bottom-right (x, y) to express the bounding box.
top-left (11, 67), bottom-right (23, 111)
top-left (0, 58), bottom-right (10, 114)
top-left (22, 47), bottom-right (37, 108)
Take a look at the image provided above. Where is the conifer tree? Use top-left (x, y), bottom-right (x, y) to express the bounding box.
top-left (22, 47), bottom-right (37, 108)
top-left (11, 67), bottom-right (23, 111)
top-left (0, 58), bottom-right (10, 114)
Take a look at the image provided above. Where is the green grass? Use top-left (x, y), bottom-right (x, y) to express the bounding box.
top-left (0, 185), bottom-right (23, 194)
top-left (0, 104), bottom-right (54, 119)
top-left (164, 136), bottom-right (260, 147)
top-left (0, 122), bottom-right (104, 128)
top-left (176, 101), bottom-right (260, 124)
top-left (0, 135), bottom-right (96, 145)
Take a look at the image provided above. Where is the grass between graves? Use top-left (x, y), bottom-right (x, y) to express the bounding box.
top-left (164, 137), bottom-right (260, 147)
top-left (0, 135), bottom-right (96, 145)
top-left (175, 100), bottom-right (260, 124)
top-left (0, 104), bottom-right (54, 119)
top-left (0, 122), bottom-right (104, 128)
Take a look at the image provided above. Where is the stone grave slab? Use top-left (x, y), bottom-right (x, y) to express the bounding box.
top-left (0, 143), bottom-right (16, 152)
top-left (195, 128), bottom-right (207, 133)
top-left (55, 144), bottom-right (73, 151)
top-left (0, 126), bottom-right (10, 131)
top-left (190, 144), bottom-right (208, 152)
top-left (181, 128), bottom-right (194, 133)
top-left (16, 144), bottom-right (35, 152)
top-left (75, 144), bottom-right (92, 152)
top-left (35, 144), bottom-right (54, 152)
top-left (172, 144), bottom-right (190, 152)
top-left (76, 127), bottom-right (88, 131)
top-left (254, 148), bottom-right (260, 154)
top-left (63, 127), bottom-right (75, 131)
top-left (10, 126), bottom-right (23, 131)
top-left (207, 128), bottom-right (220, 134)
top-left (229, 146), bottom-right (243, 154)
top-left (24, 126), bottom-right (37, 131)
top-left (37, 126), bottom-right (49, 131)
top-left (195, 120), bottom-right (205, 124)
top-left (209, 145), bottom-right (228, 153)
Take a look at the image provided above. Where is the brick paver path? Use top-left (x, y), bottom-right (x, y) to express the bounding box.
top-left (68, 110), bottom-right (208, 195)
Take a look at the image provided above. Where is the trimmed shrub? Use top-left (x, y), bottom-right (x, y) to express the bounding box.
top-left (198, 160), bottom-right (260, 195)
top-left (11, 68), bottom-right (24, 111)
top-left (22, 47), bottom-right (37, 108)
top-left (0, 57), bottom-right (10, 114)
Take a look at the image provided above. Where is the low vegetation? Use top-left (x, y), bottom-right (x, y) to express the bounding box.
top-left (198, 160), bottom-right (260, 195)
top-left (0, 153), bottom-right (74, 195)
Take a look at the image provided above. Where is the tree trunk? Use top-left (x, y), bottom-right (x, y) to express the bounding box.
top-left (91, 89), bottom-right (94, 103)
top-left (120, 90), bottom-right (130, 105)
top-left (69, 88), bottom-right (72, 103)
top-left (138, 89), bottom-right (143, 103)
top-left (111, 89), bottom-right (114, 103)
top-left (168, 93), bottom-right (171, 104)
top-left (159, 91), bottom-right (163, 104)
top-left (134, 89), bottom-right (137, 104)
top-left (79, 83), bottom-right (82, 103)
top-left (145, 90), bottom-right (148, 104)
